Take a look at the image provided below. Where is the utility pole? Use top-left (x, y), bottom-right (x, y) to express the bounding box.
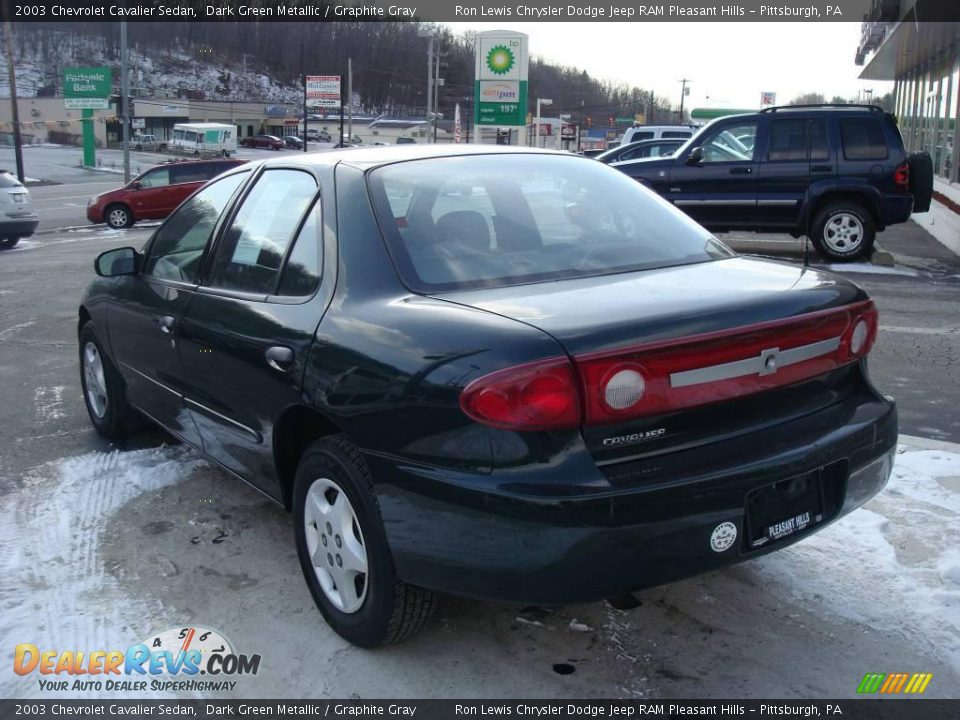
top-left (417, 28), bottom-right (434, 141)
top-left (347, 57), bottom-right (353, 142)
top-left (301, 42), bottom-right (307, 153)
top-left (2, 17), bottom-right (24, 182)
top-left (120, 21), bottom-right (130, 182)
top-left (433, 47), bottom-right (441, 143)
top-left (678, 78), bottom-right (690, 124)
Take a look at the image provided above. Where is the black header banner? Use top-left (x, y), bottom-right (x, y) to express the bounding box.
top-left (3, 0), bottom-right (960, 23)
top-left (0, 700), bottom-right (957, 719)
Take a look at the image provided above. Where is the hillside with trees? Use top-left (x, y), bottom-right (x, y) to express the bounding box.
top-left (8, 18), bottom-right (680, 123)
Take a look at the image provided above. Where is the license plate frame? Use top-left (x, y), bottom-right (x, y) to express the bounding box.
top-left (744, 468), bottom-right (828, 550)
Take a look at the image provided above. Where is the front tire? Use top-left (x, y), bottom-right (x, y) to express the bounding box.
top-left (105, 204), bottom-right (134, 229)
top-left (811, 202), bottom-right (875, 261)
top-left (0, 237), bottom-right (19, 250)
top-left (293, 435), bottom-right (435, 647)
top-left (79, 324), bottom-right (138, 440)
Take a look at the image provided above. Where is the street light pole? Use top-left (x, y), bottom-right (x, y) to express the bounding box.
top-left (535, 98), bottom-right (552, 149)
top-left (1, 18), bottom-right (24, 182)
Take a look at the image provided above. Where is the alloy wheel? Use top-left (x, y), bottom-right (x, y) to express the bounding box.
top-left (823, 213), bottom-right (863, 254)
top-left (304, 477), bottom-right (369, 613)
top-left (108, 208), bottom-right (129, 228)
top-left (83, 342), bottom-right (108, 419)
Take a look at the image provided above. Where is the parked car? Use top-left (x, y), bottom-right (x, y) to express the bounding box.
top-left (284, 136), bottom-right (304, 149)
top-left (130, 134), bottom-right (167, 152)
top-left (620, 124), bottom-right (696, 146)
top-left (596, 138), bottom-right (685, 163)
top-left (305, 128), bottom-right (332, 142)
top-left (613, 104), bottom-right (934, 261)
top-left (79, 146), bottom-right (896, 648)
top-left (240, 134), bottom-right (285, 150)
top-left (395, 137), bottom-right (416, 144)
top-left (86, 158), bottom-right (246, 229)
top-left (579, 148), bottom-right (606, 158)
top-left (0, 171), bottom-right (37, 249)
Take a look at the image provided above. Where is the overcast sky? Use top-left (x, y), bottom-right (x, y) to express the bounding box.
top-left (447, 22), bottom-right (893, 111)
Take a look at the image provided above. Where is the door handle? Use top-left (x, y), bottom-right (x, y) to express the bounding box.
top-left (157, 315), bottom-right (176, 334)
top-left (265, 346), bottom-right (294, 372)
top-left (811, 165), bottom-right (833, 173)
top-left (729, 167), bottom-right (752, 175)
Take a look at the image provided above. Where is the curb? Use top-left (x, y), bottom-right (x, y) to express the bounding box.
top-left (898, 434), bottom-right (960, 453)
top-left (870, 243), bottom-right (896, 267)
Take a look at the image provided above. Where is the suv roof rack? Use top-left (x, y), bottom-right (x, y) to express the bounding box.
top-left (761, 103), bottom-right (884, 113)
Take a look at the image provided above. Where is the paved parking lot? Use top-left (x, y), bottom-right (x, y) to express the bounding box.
top-left (1, 223), bottom-right (958, 699)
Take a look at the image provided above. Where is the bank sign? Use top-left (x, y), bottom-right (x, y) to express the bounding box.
top-left (474, 31), bottom-right (528, 127)
top-left (62, 67), bottom-right (111, 109)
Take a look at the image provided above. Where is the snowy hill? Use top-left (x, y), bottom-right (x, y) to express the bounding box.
top-left (0, 29), bottom-right (301, 104)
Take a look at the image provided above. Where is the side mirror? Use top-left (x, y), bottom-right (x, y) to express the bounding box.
top-left (130, 180), bottom-right (141, 190)
top-left (686, 147), bottom-right (704, 165)
top-left (95, 247), bottom-right (138, 277)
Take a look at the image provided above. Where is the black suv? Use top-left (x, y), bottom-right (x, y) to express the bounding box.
top-left (613, 105), bottom-right (933, 261)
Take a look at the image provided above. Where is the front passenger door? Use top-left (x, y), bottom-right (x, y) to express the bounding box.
top-left (666, 120), bottom-right (759, 228)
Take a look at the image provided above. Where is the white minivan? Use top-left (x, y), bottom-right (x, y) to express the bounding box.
top-left (620, 125), bottom-right (695, 147)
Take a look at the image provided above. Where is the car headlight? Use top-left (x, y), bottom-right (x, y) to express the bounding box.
top-left (88, 197), bottom-right (97, 206)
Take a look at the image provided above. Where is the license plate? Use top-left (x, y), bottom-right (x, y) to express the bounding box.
top-left (745, 470), bottom-right (825, 550)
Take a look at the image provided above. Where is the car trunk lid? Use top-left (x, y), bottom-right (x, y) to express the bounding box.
top-left (435, 257), bottom-right (876, 469)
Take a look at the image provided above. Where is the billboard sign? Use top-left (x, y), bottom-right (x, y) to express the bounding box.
top-left (306, 76), bottom-right (341, 109)
top-left (475, 31), bottom-right (528, 128)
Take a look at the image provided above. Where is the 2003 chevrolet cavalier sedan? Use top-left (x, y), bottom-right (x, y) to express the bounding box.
top-left (78, 145), bottom-right (897, 647)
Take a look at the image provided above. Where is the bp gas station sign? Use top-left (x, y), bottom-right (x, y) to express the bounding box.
top-left (474, 31), bottom-right (528, 136)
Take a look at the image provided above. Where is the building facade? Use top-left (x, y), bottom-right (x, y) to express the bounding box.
top-left (856, 0), bottom-right (960, 252)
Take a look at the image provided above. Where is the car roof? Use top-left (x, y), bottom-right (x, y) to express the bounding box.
top-left (251, 144), bottom-right (572, 171)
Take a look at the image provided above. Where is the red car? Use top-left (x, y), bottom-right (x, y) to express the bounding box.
top-left (87, 159), bottom-right (246, 229)
top-left (239, 134), bottom-right (284, 150)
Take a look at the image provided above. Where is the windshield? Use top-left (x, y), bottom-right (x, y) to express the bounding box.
top-left (367, 154), bottom-right (732, 292)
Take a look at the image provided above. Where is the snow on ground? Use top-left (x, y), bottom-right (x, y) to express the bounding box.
top-left (1, 439), bottom-right (958, 696)
top-left (822, 263), bottom-right (920, 276)
top-left (754, 443), bottom-right (960, 669)
top-left (0, 446), bottom-right (208, 697)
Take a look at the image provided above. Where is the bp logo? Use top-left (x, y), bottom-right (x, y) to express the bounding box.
top-left (486, 45), bottom-right (515, 75)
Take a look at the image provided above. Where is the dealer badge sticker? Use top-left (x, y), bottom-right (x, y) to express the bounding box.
top-left (710, 522), bottom-right (738, 552)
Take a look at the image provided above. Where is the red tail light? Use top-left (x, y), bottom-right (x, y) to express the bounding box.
top-left (461, 301), bottom-right (878, 430)
top-left (459, 357), bottom-right (581, 431)
top-left (895, 161), bottom-right (910, 191)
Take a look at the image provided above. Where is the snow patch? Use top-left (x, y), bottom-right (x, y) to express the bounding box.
top-left (754, 446), bottom-right (960, 668)
top-left (33, 385), bottom-right (65, 421)
top-left (0, 446), bottom-right (207, 698)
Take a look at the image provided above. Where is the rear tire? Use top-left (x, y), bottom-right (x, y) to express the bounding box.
top-left (105, 204), bottom-right (134, 229)
top-left (79, 323), bottom-right (139, 441)
top-left (811, 202), bottom-right (875, 262)
top-left (293, 434), bottom-right (435, 647)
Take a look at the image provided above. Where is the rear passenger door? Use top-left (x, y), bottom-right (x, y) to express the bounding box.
top-left (755, 117), bottom-right (833, 227)
top-left (177, 167), bottom-right (335, 497)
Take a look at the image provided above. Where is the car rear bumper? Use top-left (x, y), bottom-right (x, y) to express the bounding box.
top-left (0, 217), bottom-right (38, 238)
top-left (879, 195), bottom-right (913, 226)
top-left (369, 392), bottom-right (897, 604)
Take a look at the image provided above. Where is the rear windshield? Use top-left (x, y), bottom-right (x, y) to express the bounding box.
top-left (367, 154), bottom-right (731, 292)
